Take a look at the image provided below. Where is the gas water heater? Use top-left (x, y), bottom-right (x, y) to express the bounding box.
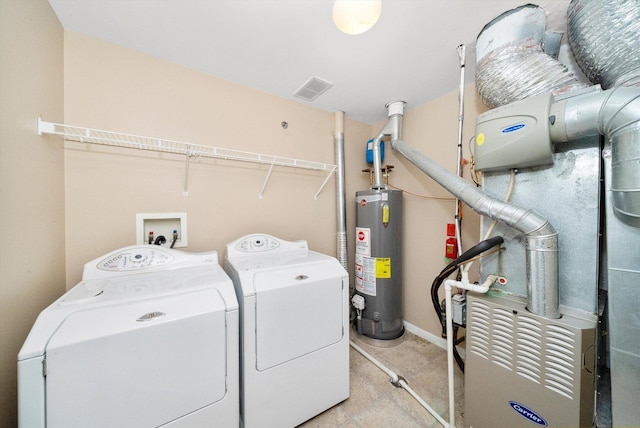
top-left (353, 102), bottom-right (405, 341)
top-left (353, 189), bottom-right (403, 340)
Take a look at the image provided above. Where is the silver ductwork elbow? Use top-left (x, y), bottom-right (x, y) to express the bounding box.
top-left (391, 139), bottom-right (560, 318)
top-left (550, 86), bottom-right (640, 226)
top-left (476, 4), bottom-right (587, 109)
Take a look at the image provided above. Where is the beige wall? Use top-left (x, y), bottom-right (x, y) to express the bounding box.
top-left (64, 32), bottom-right (486, 342)
top-left (0, 0), bottom-right (65, 426)
top-left (0, 10), bottom-right (487, 425)
top-left (63, 31), bottom-right (373, 286)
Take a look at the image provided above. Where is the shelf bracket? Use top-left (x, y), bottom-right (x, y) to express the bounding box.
top-left (258, 162), bottom-right (276, 199)
top-left (313, 167), bottom-right (337, 200)
top-left (37, 117), bottom-right (56, 136)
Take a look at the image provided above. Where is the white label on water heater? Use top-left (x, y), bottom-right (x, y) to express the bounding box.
top-left (355, 227), bottom-right (371, 256)
top-left (355, 255), bottom-right (377, 296)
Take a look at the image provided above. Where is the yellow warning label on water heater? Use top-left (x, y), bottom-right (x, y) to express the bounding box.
top-left (476, 133), bottom-right (485, 146)
top-left (382, 204), bottom-right (390, 225)
top-left (376, 258), bottom-right (391, 278)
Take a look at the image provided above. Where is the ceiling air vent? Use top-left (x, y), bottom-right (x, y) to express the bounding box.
top-left (293, 76), bottom-right (333, 102)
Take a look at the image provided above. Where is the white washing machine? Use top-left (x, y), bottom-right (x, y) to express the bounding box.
top-left (18, 245), bottom-right (239, 428)
top-left (224, 234), bottom-right (349, 428)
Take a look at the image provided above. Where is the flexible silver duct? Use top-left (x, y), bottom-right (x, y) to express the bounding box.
top-left (391, 138), bottom-right (560, 319)
top-left (334, 111), bottom-right (348, 269)
top-left (550, 86), bottom-right (640, 226)
top-left (476, 4), bottom-right (587, 109)
top-left (567, 0), bottom-right (640, 89)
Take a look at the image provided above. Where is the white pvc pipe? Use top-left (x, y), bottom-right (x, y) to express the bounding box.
top-left (371, 102), bottom-right (406, 189)
top-left (398, 378), bottom-right (449, 428)
top-left (349, 340), bottom-right (449, 427)
top-left (444, 274), bottom-right (498, 428)
top-left (455, 44), bottom-right (466, 258)
top-left (444, 284), bottom-right (456, 427)
top-left (349, 340), bottom-right (398, 383)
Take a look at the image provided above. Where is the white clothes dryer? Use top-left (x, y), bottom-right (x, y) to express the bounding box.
top-left (18, 245), bottom-right (239, 428)
top-left (224, 234), bottom-right (349, 428)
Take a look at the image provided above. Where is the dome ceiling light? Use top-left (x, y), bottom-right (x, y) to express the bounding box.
top-left (332, 0), bottom-right (382, 35)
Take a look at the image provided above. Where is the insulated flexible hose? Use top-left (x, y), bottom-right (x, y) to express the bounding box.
top-left (430, 235), bottom-right (504, 372)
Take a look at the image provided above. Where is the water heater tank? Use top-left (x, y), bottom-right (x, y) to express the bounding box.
top-left (354, 189), bottom-right (403, 340)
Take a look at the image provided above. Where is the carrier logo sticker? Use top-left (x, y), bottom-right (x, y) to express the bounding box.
top-left (502, 123), bottom-right (526, 133)
top-left (508, 401), bottom-right (547, 426)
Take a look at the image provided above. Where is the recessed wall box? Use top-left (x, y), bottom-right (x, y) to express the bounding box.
top-left (136, 213), bottom-right (187, 248)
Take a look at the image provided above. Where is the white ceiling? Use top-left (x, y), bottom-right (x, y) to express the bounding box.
top-left (47, 0), bottom-right (572, 124)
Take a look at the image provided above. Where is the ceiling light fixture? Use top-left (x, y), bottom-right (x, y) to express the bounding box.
top-left (332, 0), bottom-right (382, 35)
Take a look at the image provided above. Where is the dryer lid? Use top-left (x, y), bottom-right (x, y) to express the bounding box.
top-left (254, 262), bottom-right (345, 370)
top-left (83, 245), bottom-right (220, 280)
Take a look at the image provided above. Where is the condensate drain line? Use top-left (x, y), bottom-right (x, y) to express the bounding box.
top-left (349, 340), bottom-right (450, 427)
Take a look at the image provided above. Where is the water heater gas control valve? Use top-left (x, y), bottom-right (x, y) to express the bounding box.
top-left (351, 294), bottom-right (366, 310)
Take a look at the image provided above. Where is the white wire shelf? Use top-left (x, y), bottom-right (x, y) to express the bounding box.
top-left (38, 118), bottom-right (337, 198)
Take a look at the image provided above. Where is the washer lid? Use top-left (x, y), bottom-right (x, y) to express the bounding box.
top-left (19, 263), bottom-right (238, 360)
top-left (83, 245), bottom-right (219, 280)
top-left (45, 288), bottom-right (229, 427)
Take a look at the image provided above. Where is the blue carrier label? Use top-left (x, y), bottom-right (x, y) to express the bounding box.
top-left (508, 401), bottom-right (548, 426)
top-left (502, 123), bottom-right (526, 133)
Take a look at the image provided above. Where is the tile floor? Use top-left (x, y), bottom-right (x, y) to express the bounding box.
top-left (299, 331), bottom-right (465, 427)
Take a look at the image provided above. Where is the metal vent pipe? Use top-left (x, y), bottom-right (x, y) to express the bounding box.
top-left (390, 138), bottom-right (560, 319)
top-left (334, 111), bottom-right (348, 269)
